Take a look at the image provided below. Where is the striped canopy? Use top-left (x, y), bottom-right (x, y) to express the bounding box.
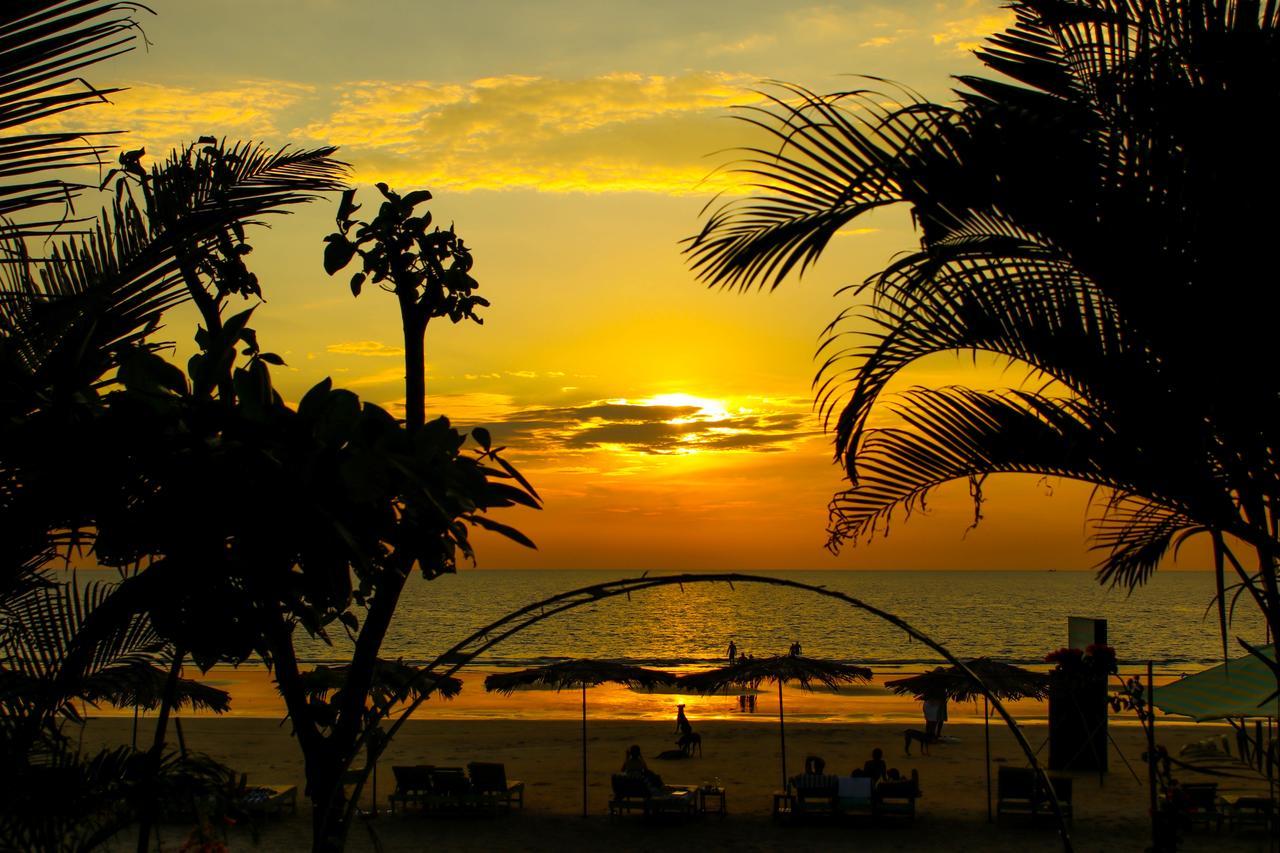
top-left (1152, 646), bottom-right (1279, 722)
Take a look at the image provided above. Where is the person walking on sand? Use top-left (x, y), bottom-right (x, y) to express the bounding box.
top-left (727, 639), bottom-right (737, 665)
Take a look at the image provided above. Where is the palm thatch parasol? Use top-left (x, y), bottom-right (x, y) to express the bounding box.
top-left (83, 662), bottom-right (233, 714)
top-left (677, 655), bottom-right (873, 789)
top-left (886, 658), bottom-right (1047, 820)
top-left (485, 659), bottom-right (677, 817)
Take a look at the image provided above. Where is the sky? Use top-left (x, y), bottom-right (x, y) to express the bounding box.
top-left (52, 0), bottom-right (1212, 572)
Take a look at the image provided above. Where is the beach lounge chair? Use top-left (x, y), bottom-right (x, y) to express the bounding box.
top-left (996, 767), bottom-right (1037, 820)
top-left (791, 773), bottom-right (841, 816)
top-left (467, 762), bottom-right (524, 811)
top-left (874, 770), bottom-right (921, 822)
top-left (1034, 774), bottom-right (1072, 824)
top-left (835, 776), bottom-right (874, 817)
top-left (608, 774), bottom-right (696, 817)
top-left (388, 765), bottom-right (434, 814)
top-left (1178, 782), bottom-right (1222, 831)
top-left (427, 766), bottom-right (475, 812)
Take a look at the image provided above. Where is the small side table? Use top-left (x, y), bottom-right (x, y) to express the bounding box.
top-left (772, 791), bottom-right (794, 818)
top-left (699, 786), bottom-right (727, 817)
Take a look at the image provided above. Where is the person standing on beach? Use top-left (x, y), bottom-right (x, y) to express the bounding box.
top-left (923, 695), bottom-right (943, 740)
top-left (727, 639), bottom-right (737, 664)
top-left (789, 640), bottom-right (802, 656)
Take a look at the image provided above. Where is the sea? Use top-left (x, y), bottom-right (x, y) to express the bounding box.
top-left (274, 569), bottom-right (1262, 673)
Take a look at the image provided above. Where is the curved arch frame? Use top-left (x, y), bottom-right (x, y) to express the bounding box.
top-left (339, 572), bottom-right (1072, 851)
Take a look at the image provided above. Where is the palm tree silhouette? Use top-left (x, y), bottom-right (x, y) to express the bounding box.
top-left (685, 0), bottom-right (1280, 672)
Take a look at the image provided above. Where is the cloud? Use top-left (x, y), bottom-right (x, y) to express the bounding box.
top-left (477, 397), bottom-right (819, 456)
top-left (326, 340), bottom-right (405, 357)
top-left (708, 34), bottom-right (777, 55)
top-left (296, 72), bottom-right (768, 194)
top-left (32, 80), bottom-right (315, 156)
top-left (344, 367), bottom-right (405, 387)
top-left (932, 2), bottom-right (1014, 52)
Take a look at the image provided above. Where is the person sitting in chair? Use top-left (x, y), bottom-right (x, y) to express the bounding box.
top-left (621, 744), bottom-right (648, 775)
top-left (862, 747), bottom-right (887, 783)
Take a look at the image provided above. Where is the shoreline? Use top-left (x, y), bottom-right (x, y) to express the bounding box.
top-left (99, 664), bottom-right (1213, 727)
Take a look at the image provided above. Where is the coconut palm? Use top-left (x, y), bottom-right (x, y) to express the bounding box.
top-left (486, 659), bottom-right (676, 816)
top-left (684, 1), bottom-right (1280, 674)
top-left (677, 654), bottom-right (871, 789)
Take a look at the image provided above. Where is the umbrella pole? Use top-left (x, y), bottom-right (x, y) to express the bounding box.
top-left (778, 680), bottom-right (788, 790)
top-left (582, 683), bottom-right (588, 818)
top-left (985, 695), bottom-right (992, 822)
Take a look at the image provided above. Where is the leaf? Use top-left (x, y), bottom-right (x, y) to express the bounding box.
top-left (258, 352), bottom-right (285, 366)
top-left (495, 454), bottom-right (541, 501)
top-left (403, 189), bottom-right (433, 208)
top-left (350, 272), bottom-right (365, 296)
top-left (323, 234), bottom-right (358, 275)
top-left (336, 188), bottom-right (361, 225)
top-left (467, 515), bottom-right (537, 549)
top-left (472, 426), bottom-right (492, 451)
top-left (298, 378), bottom-right (334, 417)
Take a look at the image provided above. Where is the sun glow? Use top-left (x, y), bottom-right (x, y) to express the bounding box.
top-left (643, 392), bottom-right (732, 423)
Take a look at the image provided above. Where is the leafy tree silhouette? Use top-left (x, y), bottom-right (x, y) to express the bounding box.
top-left (1, 6), bottom-right (538, 853)
top-left (686, 1), bottom-right (1280, 681)
top-left (324, 183), bottom-right (488, 429)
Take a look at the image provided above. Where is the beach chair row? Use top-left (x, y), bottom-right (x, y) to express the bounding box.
top-left (776, 770), bottom-right (922, 822)
top-left (388, 762), bottom-right (524, 814)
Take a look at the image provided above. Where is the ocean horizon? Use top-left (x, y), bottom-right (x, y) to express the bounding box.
top-left (75, 568), bottom-right (1260, 671)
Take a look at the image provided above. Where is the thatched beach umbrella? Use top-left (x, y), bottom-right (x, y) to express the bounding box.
top-left (78, 661), bottom-right (232, 748)
top-left (485, 659), bottom-right (677, 817)
top-left (677, 655), bottom-right (873, 790)
top-left (301, 659), bottom-right (463, 815)
top-left (886, 658), bottom-right (1047, 820)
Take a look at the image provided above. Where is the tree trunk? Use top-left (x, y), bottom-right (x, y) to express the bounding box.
top-left (307, 750), bottom-right (349, 853)
top-left (400, 300), bottom-right (427, 431)
top-left (135, 647), bottom-right (186, 853)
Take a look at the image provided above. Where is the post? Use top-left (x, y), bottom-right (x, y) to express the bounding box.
top-left (778, 680), bottom-right (788, 790)
top-left (1146, 661), bottom-right (1159, 852)
top-left (581, 684), bottom-right (588, 818)
top-left (985, 695), bottom-right (992, 822)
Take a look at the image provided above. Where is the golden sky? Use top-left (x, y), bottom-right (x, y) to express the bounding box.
top-left (64, 0), bottom-right (1211, 571)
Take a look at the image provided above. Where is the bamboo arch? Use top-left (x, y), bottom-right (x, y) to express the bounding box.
top-left (338, 572), bottom-right (1073, 851)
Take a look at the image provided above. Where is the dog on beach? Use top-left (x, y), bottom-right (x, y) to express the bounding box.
top-left (678, 732), bottom-right (703, 757)
top-left (903, 728), bottom-right (931, 756)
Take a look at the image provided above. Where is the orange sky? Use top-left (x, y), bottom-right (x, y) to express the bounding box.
top-left (55, 1), bottom-right (1213, 571)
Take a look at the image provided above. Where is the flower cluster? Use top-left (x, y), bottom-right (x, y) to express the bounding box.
top-left (1045, 644), bottom-right (1118, 676)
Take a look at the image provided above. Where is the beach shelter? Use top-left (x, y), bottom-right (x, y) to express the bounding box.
top-left (885, 658), bottom-right (1047, 821)
top-left (676, 655), bottom-right (872, 790)
top-left (484, 659), bottom-right (676, 817)
top-left (1153, 646), bottom-right (1279, 721)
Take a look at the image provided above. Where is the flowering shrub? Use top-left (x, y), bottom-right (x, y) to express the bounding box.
top-left (1045, 644), bottom-right (1118, 676)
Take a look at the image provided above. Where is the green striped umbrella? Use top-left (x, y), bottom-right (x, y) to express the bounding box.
top-left (1153, 646), bottom-right (1278, 721)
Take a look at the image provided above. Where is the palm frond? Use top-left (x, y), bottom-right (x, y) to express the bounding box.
top-left (682, 82), bottom-right (959, 292)
top-left (827, 387), bottom-right (1133, 549)
top-left (0, 1), bottom-right (147, 239)
top-left (0, 142), bottom-right (347, 395)
top-left (1089, 491), bottom-right (1203, 588)
top-left (814, 223), bottom-right (1139, 469)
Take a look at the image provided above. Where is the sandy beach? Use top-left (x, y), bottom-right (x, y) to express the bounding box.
top-left (82, 715), bottom-right (1278, 852)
